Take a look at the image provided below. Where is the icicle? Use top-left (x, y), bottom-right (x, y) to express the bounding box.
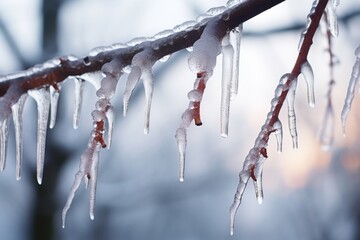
top-left (220, 35), bottom-right (234, 138)
top-left (73, 78), bottom-right (85, 129)
top-left (89, 146), bottom-right (100, 220)
top-left (0, 118), bottom-right (9, 171)
top-left (49, 85), bottom-right (61, 129)
top-left (11, 94), bottom-right (27, 180)
top-left (123, 66), bottom-right (141, 117)
top-left (28, 88), bottom-right (50, 185)
top-left (125, 49), bottom-right (157, 133)
top-left (253, 157), bottom-right (266, 205)
top-left (175, 127), bottom-right (187, 182)
top-left (62, 142), bottom-right (101, 228)
top-left (341, 46), bottom-right (360, 135)
top-left (325, 0), bottom-right (339, 37)
top-left (273, 119), bottom-right (283, 153)
top-left (301, 60), bottom-right (315, 107)
top-left (229, 25), bottom-right (243, 99)
top-left (142, 69), bottom-right (154, 134)
top-left (286, 78), bottom-right (298, 149)
top-left (319, 101), bottom-right (335, 150)
top-left (105, 106), bottom-right (114, 149)
top-left (229, 170), bottom-right (250, 236)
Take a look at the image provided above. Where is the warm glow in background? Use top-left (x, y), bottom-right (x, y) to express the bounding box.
top-left (0, 0), bottom-right (360, 239)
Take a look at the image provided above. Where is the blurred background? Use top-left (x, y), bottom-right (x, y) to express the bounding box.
top-left (0, 0), bottom-right (360, 239)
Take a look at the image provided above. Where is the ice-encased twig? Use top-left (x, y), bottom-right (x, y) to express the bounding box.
top-left (11, 94), bottom-right (28, 180)
top-left (73, 78), bottom-right (85, 129)
top-left (253, 157), bottom-right (266, 205)
top-left (220, 35), bottom-right (234, 138)
top-left (105, 106), bottom-right (114, 149)
top-left (341, 46), bottom-right (360, 135)
top-left (28, 88), bottom-right (51, 185)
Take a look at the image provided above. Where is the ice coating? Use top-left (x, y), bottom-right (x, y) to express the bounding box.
top-left (206, 6), bottom-right (226, 16)
top-left (49, 85), bottom-right (60, 129)
top-left (226, 0), bottom-right (244, 8)
top-left (298, 0), bottom-right (318, 50)
top-left (0, 118), bottom-right (9, 171)
top-left (73, 78), bottom-right (85, 129)
top-left (89, 146), bottom-right (100, 220)
top-left (173, 21), bottom-right (197, 32)
top-left (286, 78), bottom-right (298, 149)
top-left (11, 94), bottom-right (27, 180)
top-left (301, 60), bottom-right (315, 107)
top-left (325, 0), bottom-right (339, 37)
top-left (341, 46), bottom-right (360, 135)
top-left (220, 35), bottom-right (234, 138)
top-left (28, 88), bottom-right (51, 185)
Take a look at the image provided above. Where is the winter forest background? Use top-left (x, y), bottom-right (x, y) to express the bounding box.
top-left (0, 0), bottom-right (360, 239)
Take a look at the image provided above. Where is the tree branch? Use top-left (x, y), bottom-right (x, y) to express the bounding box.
top-left (0, 0), bottom-right (285, 98)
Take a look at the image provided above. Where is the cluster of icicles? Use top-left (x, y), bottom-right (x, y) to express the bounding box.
top-left (0, 0), bottom-right (245, 229)
top-left (0, 0), bottom-right (351, 235)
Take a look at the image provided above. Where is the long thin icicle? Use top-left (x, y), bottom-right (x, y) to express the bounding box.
top-left (28, 88), bottom-right (51, 185)
top-left (229, 24), bottom-right (243, 99)
top-left (220, 35), bottom-right (234, 138)
top-left (49, 85), bottom-right (61, 129)
top-left (11, 94), bottom-right (28, 180)
top-left (73, 78), bottom-right (85, 129)
top-left (0, 118), bottom-right (9, 171)
top-left (341, 46), bottom-right (360, 135)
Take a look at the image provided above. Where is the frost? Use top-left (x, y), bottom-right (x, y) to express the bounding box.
top-left (28, 88), bottom-right (51, 185)
top-left (49, 85), bottom-right (61, 129)
top-left (73, 78), bottom-right (85, 129)
top-left (301, 60), bottom-right (315, 107)
top-left (220, 35), bottom-right (234, 138)
top-left (286, 78), bottom-right (298, 149)
top-left (11, 94), bottom-right (27, 180)
top-left (341, 46), bottom-right (360, 135)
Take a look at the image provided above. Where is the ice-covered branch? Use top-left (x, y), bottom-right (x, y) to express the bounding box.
top-left (230, 0), bottom-right (330, 235)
